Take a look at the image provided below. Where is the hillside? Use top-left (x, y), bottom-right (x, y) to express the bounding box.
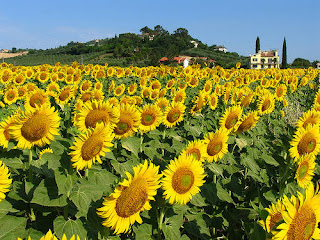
top-left (3, 25), bottom-right (248, 68)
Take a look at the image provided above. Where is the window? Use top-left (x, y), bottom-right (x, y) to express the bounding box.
top-left (252, 64), bottom-right (257, 68)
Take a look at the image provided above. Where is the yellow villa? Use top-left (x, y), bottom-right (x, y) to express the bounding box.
top-left (250, 50), bottom-right (280, 69)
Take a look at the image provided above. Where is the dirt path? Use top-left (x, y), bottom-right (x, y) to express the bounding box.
top-left (0, 51), bottom-right (28, 59)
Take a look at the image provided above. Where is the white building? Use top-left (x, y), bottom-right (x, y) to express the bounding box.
top-left (214, 46), bottom-right (228, 53)
top-left (190, 40), bottom-right (199, 48)
top-left (250, 50), bottom-right (280, 69)
top-left (317, 62), bottom-right (320, 69)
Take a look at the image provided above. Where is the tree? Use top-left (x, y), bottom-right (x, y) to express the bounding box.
top-left (173, 28), bottom-right (189, 38)
top-left (140, 26), bottom-right (152, 34)
top-left (12, 47), bottom-right (17, 53)
top-left (282, 37), bottom-right (287, 69)
top-left (291, 58), bottom-right (311, 68)
top-left (255, 37), bottom-right (260, 53)
top-left (153, 25), bottom-right (169, 36)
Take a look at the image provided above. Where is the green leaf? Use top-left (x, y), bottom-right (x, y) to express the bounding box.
top-left (240, 154), bottom-right (260, 174)
top-left (31, 178), bottom-right (67, 207)
top-left (184, 123), bottom-right (202, 137)
top-left (0, 199), bottom-right (18, 218)
top-left (70, 181), bottom-right (104, 218)
top-left (88, 167), bottom-right (116, 194)
top-left (162, 222), bottom-right (181, 239)
top-left (216, 182), bottom-right (233, 203)
top-left (50, 140), bottom-right (66, 156)
top-left (0, 215), bottom-right (27, 240)
top-left (53, 216), bottom-right (87, 239)
top-left (54, 170), bottom-right (73, 196)
top-left (184, 212), bottom-right (211, 239)
top-left (207, 162), bottom-right (224, 176)
top-left (1, 157), bottom-right (23, 169)
top-left (190, 193), bottom-right (206, 207)
top-left (121, 136), bottom-right (141, 158)
top-left (261, 153), bottom-right (279, 166)
top-left (235, 137), bottom-right (248, 150)
top-left (44, 153), bottom-right (62, 171)
top-left (110, 159), bottom-right (138, 176)
top-left (133, 224), bottom-right (152, 240)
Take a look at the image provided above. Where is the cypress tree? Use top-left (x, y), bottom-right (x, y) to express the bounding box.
top-left (255, 37), bottom-right (260, 53)
top-left (282, 37), bottom-right (287, 69)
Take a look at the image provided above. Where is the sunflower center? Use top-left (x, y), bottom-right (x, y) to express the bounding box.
top-left (21, 114), bottom-right (49, 142)
top-left (85, 109), bottom-right (110, 129)
top-left (298, 164), bottom-right (308, 180)
top-left (172, 167), bottom-right (195, 194)
top-left (8, 93), bottom-right (15, 100)
top-left (262, 99), bottom-right (271, 112)
top-left (141, 113), bottom-right (155, 126)
top-left (81, 93), bottom-right (92, 102)
top-left (297, 133), bottom-right (317, 155)
top-left (167, 109), bottom-right (181, 123)
top-left (59, 91), bottom-right (70, 101)
top-left (207, 141), bottom-right (222, 156)
top-left (115, 178), bottom-right (148, 218)
top-left (302, 117), bottom-right (317, 129)
top-left (30, 93), bottom-right (45, 108)
top-left (287, 205), bottom-right (316, 240)
top-left (225, 113), bottom-right (239, 129)
top-left (81, 134), bottom-right (104, 161)
top-left (4, 125), bottom-right (11, 141)
top-left (188, 149), bottom-right (201, 161)
top-left (114, 117), bottom-right (132, 135)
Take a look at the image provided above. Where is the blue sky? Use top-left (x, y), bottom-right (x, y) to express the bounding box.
top-left (0, 0), bottom-right (319, 63)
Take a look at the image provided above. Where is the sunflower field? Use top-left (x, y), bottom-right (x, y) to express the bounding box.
top-left (0, 61), bottom-right (320, 239)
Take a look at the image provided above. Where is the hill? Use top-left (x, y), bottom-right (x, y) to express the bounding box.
top-left (3, 25), bottom-right (249, 68)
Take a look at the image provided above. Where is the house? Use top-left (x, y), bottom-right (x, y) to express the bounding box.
top-left (0, 49), bottom-right (9, 53)
top-left (249, 50), bottom-right (280, 69)
top-left (159, 56), bottom-right (186, 64)
top-left (138, 33), bottom-right (155, 41)
top-left (317, 62), bottom-right (320, 69)
top-left (214, 46), bottom-right (228, 53)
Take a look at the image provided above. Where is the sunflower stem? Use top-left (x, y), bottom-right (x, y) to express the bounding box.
top-left (157, 206), bottom-right (166, 240)
top-left (28, 149), bottom-right (33, 182)
top-left (85, 168), bottom-right (89, 178)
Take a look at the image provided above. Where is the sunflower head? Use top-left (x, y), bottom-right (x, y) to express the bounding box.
top-left (0, 161), bottom-right (12, 202)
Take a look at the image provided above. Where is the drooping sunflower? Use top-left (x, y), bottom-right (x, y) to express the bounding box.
top-left (128, 82), bottom-right (137, 95)
top-left (70, 123), bottom-right (114, 170)
top-left (295, 154), bottom-right (316, 189)
top-left (10, 104), bottom-right (61, 149)
top-left (97, 160), bottom-right (161, 234)
top-left (235, 111), bottom-right (260, 134)
top-left (0, 161), bottom-right (12, 202)
top-left (203, 128), bottom-right (229, 162)
top-left (0, 114), bottom-right (16, 148)
top-left (3, 88), bottom-right (19, 105)
top-left (209, 94), bottom-right (219, 110)
top-left (139, 104), bottom-right (163, 133)
top-left (259, 199), bottom-right (286, 234)
top-left (289, 125), bottom-right (320, 160)
top-left (219, 105), bottom-right (243, 133)
top-left (274, 184), bottom-right (320, 240)
top-left (162, 153), bottom-right (206, 205)
top-left (17, 85), bottom-right (28, 99)
top-left (173, 89), bottom-right (186, 103)
top-left (75, 100), bottom-right (120, 132)
top-left (257, 91), bottom-right (275, 115)
top-left (296, 109), bottom-right (320, 130)
top-left (46, 82), bottom-right (60, 97)
top-left (182, 139), bottom-right (207, 162)
top-left (24, 89), bottom-right (50, 112)
top-left (156, 97), bottom-right (170, 112)
top-left (114, 104), bottom-right (141, 139)
top-left (163, 101), bottom-right (186, 128)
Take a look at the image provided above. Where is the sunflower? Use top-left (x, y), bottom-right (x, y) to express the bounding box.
top-left (55, 86), bottom-right (75, 105)
top-left (182, 139), bottom-right (207, 162)
top-left (190, 93), bottom-right (206, 116)
top-left (46, 82), bottom-right (60, 97)
top-left (257, 92), bottom-right (275, 115)
top-left (259, 199), bottom-right (286, 234)
top-left (114, 104), bottom-right (140, 139)
top-left (97, 160), bottom-right (161, 234)
top-left (162, 153), bottom-right (206, 205)
top-left (0, 114), bottom-right (16, 148)
top-left (219, 105), bottom-right (243, 133)
top-left (297, 109), bottom-right (320, 130)
top-left (38, 148), bottom-right (53, 159)
top-left (37, 71), bottom-right (49, 83)
top-left (24, 89), bottom-right (50, 112)
top-left (289, 125), bottom-right (320, 160)
top-left (239, 93), bottom-right (255, 108)
top-left (79, 90), bottom-right (93, 103)
top-left (149, 89), bottom-right (159, 101)
top-left (139, 104), bottom-right (163, 133)
top-left (3, 88), bottom-right (19, 105)
top-left (203, 128), bottom-right (229, 162)
top-left (10, 105), bottom-right (61, 149)
top-left (70, 123), bottom-right (114, 170)
top-left (163, 102), bottom-right (186, 128)
top-left (75, 100), bottom-right (120, 132)
top-left (0, 161), bottom-right (12, 202)
top-left (128, 82), bottom-right (137, 95)
top-left (313, 90), bottom-right (320, 106)
top-left (209, 94), bottom-right (219, 110)
top-left (156, 97), bottom-right (170, 112)
top-left (141, 87), bottom-right (151, 99)
top-left (80, 80), bottom-right (92, 92)
top-left (274, 184), bottom-right (320, 240)
top-left (235, 111), bottom-right (260, 134)
top-left (275, 84), bottom-right (287, 101)
top-left (295, 154), bottom-right (316, 189)
top-left (13, 74), bottom-right (26, 85)
top-left (18, 230), bottom-right (82, 240)
top-left (114, 84), bottom-right (125, 97)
